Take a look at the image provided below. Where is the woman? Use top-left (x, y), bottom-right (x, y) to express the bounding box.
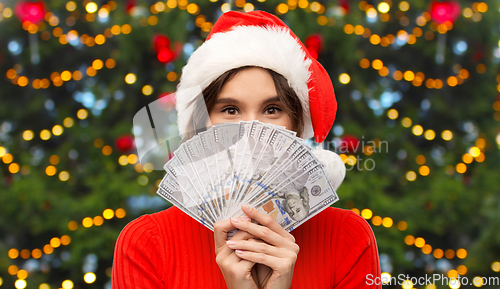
top-left (112, 11), bottom-right (380, 289)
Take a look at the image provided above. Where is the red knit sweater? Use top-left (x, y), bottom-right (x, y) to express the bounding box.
top-left (112, 206), bottom-right (381, 288)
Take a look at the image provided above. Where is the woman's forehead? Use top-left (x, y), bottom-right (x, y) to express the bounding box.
top-left (217, 68), bottom-right (278, 101)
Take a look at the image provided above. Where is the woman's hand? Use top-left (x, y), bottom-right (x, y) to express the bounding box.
top-left (226, 204), bottom-right (300, 289)
top-left (214, 216), bottom-right (259, 289)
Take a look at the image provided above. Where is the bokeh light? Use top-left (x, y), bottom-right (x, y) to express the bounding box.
top-left (84, 273), bottom-right (96, 284)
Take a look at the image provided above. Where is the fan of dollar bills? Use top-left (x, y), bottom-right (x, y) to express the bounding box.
top-left (156, 120), bottom-right (339, 232)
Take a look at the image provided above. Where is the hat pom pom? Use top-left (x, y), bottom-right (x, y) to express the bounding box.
top-left (312, 147), bottom-right (346, 191)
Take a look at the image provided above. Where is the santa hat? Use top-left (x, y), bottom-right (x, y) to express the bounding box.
top-left (176, 11), bottom-right (345, 188)
top-left (176, 10), bottom-right (337, 144)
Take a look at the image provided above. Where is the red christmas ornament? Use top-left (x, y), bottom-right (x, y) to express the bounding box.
top-left (153, 34), bottom-right (179, 64)
top-left (14, 1), bottom-right (46, 24)
top-left (429, 1), bottom-right (461, 24)
top-left (153, 34), bottom-right (171, 54)
top-left (116, 135), bottom-right (135, 152)
top-left (125, 0), bottom-right (137, 14)
top-left (305, 34), bottom-right (323, 60)
top-left (157, 48), bottom-right (175, 63)
top-left (340, 135), bottom-right (360, 153)
top-left (339, 0), bottom-right (350, 14)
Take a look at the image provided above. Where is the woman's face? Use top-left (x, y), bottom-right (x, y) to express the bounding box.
top-left (284, 192), bottom-right (308, 221)
top-left (208, 67), bottom-right (293, 130)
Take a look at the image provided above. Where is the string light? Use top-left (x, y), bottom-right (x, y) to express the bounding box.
top-left (412, 125), bottom-right (423, 136)
top-left (456, 268), bottom-right (468, 281)
top-left (84, 273), bottom-right (97, 284)
top-left (382, 217), bottom-right (393, 228)
top-left (434, 248), bottom-right (444, 258)
top-left (442, 130), bottom-right (453, 141)
top-left (86, 2), bottom-right (98, 13)
top-left (445, 249), bottom-right (455, 259)
top-left (361, 208), bottom-right (373, 219)
top-left (142, 85), bottom-right (153, 95)
top-left (66, 1), bottom-right (77, 11)
top-left (448, 269), bottom-right (458, 278)
top-left (387, 109), bottom-right (398, 119)
top-left (7, 58), bottom-right (116, 88)
top-left (15, 279), bottom-right (27, 289)
top-left (339, 73), bottom-right (350, 84)
top-left (77, 109), bottom-right (88, 120)
top-left (103, 209), bottom-right (115, 219)
top-left (61, 280), bottom-right (74, 289)
top-left (406, 171), bottom-right (417, 181)
top-left (414, 237), bottom-right (425, 248)
top-left (371, 216), bottom-right (382, 226)
top-left (358, 56), bottom-right (469, 87)
top-left (492, 261), bottom-right (500, 272)
top-left (456, 163), bottom-right (467, 174)
top-left (419, 166), bottom-right (430, 176)
top-left (125, 73), bottom-right (137, 84)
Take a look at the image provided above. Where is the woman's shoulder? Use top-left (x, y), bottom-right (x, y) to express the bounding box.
top-left (116, 206), bottom-right (186, 244)
top-left (302, 206), bottom-right (376, 247)
top-left (313, 206), bottom-right (372, 227)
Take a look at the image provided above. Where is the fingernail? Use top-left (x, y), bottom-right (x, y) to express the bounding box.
top-left (240, 216), bottom-right (251, 222)
top-left (235, 250), bottom-right (244, 254)
top-left (242, 204), bottom-right (251, 210)
top-left (231, 217), bottom-right (239, 223)
top-left (226, 240), bottom-right (236, 246)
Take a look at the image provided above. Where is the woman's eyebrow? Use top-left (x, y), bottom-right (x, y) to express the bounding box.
top-left (215, 96), bottom-right (280, 104)
top-left (263, 96), bottom-right (280, 104)
top-left (214, 97), bottom-right (241, 104)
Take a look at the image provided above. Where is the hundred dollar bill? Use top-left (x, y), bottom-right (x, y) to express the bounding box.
top-left (252, 140), bottom-right (317, 194)
top-left (226, 130), bottom-right (302, 217)
top-left (234, 162), bottom-right (338, 232)
top-left (212, 123), bottom-right (240, 217)
top-left (198, 129), bottom-right (227, 216)
top-left (159, 166), bottom-right (215, 228)
top-left (175, 147), bottom-right (221, 221)
top-left (165, 156), bottom-right (218, 224)
top-left (237, 138), bottom-right (309, 207)
top-left (175, 144), bottom-right (218, 220)
top-left (229, 122), bottom-right (277, 215)
top-left (183, 136), bottom-right (223, 218)
top-left (236, 153), bottom-right (317, 218)
top-left (231, 122), bottom-right (273, 205)
top-left (224, 121), bottom-right (253, 217)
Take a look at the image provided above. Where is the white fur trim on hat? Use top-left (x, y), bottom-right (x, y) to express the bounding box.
top-left (176, 25), bottom-right (313, 139)
top-left (312, 147), bottom-right (346, 191)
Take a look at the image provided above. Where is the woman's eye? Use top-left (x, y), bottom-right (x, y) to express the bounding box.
top-left (265, 106), bottom-right (281, 115)
top-left (222, 107), bottom-right (238, 115)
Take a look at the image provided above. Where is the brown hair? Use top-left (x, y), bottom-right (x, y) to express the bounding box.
top-left (184, 66), bottom-right (304, 140)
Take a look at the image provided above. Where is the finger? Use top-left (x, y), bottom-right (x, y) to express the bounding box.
top-left (235, 249), bottom-right (289, 270)
top-left (231, 226), bottom-right (259, 241)
top-left (238, 258), bottom-right (256, 271)
top-left (216, 246), bottom-right (256, 276)
top-left (241, 204), bottom-right (295, 242)
top-left (214, 216), bottom-right (252, 251)
top-left (214, 219), bottom-right (235, 252)
top-left (237, 259), bottom-right (258, 281)
top-left (230, 216), bottom-right (283, 247)
top-left (217, 231), bottom-right (258, 258)
top-left (226, 239), bottom-right (288, 258)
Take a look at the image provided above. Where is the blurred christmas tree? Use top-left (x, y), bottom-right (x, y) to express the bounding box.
top-left (0, 0), bottom-right (499, 288)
